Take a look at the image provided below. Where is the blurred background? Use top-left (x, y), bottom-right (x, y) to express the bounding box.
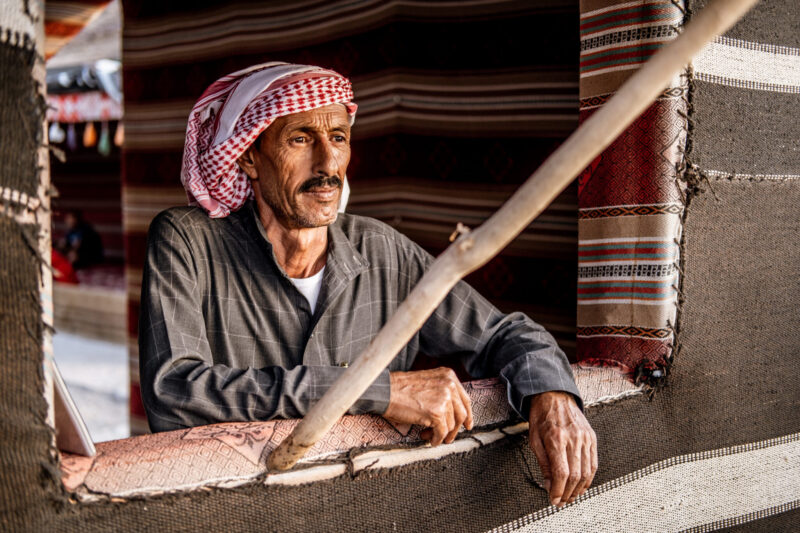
top-left (46, 0), bottom-right (580, 440)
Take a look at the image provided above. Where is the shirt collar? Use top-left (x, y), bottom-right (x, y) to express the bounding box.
top-left (241, 201), bottom-right (368, 282)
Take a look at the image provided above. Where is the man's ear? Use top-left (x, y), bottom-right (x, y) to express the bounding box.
top-left (236, 145), bottom-right (259, 180)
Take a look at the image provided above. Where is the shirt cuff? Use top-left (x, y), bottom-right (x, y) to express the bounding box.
top-left (500, 354), bottom-right (584, 420)
top-left (303, 366), bottom-right (392, 416)
top-left (349, 368), bottom-right (392, 415)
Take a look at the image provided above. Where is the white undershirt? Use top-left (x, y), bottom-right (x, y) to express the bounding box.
top-left (289, 266), bottom-right (325, 314)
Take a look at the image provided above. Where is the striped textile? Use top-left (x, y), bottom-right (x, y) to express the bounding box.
top-left (491, 433), bottom-right (800, 532)
top-left (121, 0), bottom-right (582, 434)
top-left (579, 0), bottom-right (681, 98)
top-left (44, 1), bottom-right (110, 60)
top-left (577, 238), bottom-right (678, 305)
top-left (576, 0), bottom-right (686, 375)
top-left (579, 1), bottom-right (681, 80)
top-left (693, 36), bottom-right (800, 94)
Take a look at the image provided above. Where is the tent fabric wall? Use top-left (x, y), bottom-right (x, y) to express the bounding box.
top-left (1, 1), bottom-right (799, 531)
top-left (121, 0), bottom-right (583, 434)
top-left (575, 0), bottom-right (686, 376)
top-left (57, 371), bottom-right (639, 498)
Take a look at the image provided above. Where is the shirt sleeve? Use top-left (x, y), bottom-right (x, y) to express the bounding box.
top-left (402, 238), bottom-right (583, 419)
top-left (138, 211), bottom-right (390, 433)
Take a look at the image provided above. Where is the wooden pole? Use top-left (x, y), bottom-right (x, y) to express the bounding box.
top-left (267, 0), bottom-right (759, 471)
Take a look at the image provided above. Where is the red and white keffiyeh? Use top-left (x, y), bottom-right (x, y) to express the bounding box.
top-left (181, 62), bottom-right (357, 218)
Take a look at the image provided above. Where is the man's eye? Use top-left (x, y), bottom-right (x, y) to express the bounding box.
top-left (332, 135), bottom-right (347, 143)
top-left (291, 136), bottom-right (308, 144)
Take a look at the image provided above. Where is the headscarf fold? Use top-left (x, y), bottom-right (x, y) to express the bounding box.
top-left (181, 62), bottom-right (357, 218)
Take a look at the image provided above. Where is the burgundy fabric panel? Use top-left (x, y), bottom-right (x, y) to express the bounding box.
top-left (577, 336), bottom-right (671, 374)
top-left (576, 0), bottom-right (687, 377)
top-left (578, 99), bottom-right (685, 209)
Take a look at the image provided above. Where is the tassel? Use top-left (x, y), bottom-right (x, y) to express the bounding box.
top-left (48, 121), bottom-right (65, 144)
top-left (98, 121), bottom-right (111, 156)
top-left (114, 122), bottom-right (124, 147)
top-left (66, 123), bottom-right (78, 151)
top-left (83, 121), bottom-right (97, 147)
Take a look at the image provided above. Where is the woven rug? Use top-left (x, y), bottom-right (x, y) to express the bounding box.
top-left (575, 0), bottom-right (687, 377)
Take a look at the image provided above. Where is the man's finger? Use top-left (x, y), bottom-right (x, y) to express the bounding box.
top-left (431, 401), bottom-right (453, 447)
top-left (446, 395), bottom-right (467, 444)
top-left (431, 415), bottom-right (448, 446)
top-left (574, 435), bottom-right (594, 499)
top-left (588, 431), bottom-right (598, 488)
top-left (455, 381), bottom-right (473, 430)
top-left (443, 401), bottom-right (455, 442)
top-left (545, 434), bottom-right (569, 507)
top-left (560, 439), bottom-right (582, 505)
top-left (528, 428), bottom-right (552, 493)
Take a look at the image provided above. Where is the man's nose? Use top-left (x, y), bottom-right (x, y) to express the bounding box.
top-left (312, 138), bottom-right (339, 178)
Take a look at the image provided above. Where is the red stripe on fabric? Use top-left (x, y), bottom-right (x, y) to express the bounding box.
top-left (579, 240), bottom-right (666, 247)
top-left (129, 383), bottom-right (146, 418)
top-left (579, 5), bottom-right (673, 31)
top-left (577, 335), bottom-right (670, 370)
top-left (580, 42), bottom-right (664, 62)
top-left (44, 21), bottom-right (84, 38)
top-left (579, 247), bottom-right (669, 257)
top-left (580, 49), bottom-right (656, 70)
top-left (577, 257), bottom-right (667, 263)
top-left (579, 1), bottom-right (665, 22)
top-left (44, 0), bottom-right (110, 9)
top-left (578, 280), bottom-right (668, 286)
top-left (128, 301), bottom-right (140, 337)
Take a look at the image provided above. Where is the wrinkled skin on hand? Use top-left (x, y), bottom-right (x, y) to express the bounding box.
top-left (528, 391), bottom-right (598, 507)
top-left (384, 368), bottom-right (474, 445)
top-left (384, 369), bottom-right (597, 507)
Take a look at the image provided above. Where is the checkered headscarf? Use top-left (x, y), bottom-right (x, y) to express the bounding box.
top-left (181, 62), bottom-right (357, 218)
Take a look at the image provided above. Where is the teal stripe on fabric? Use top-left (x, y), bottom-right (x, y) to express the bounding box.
top-left (581, 43), bottom-right (665, 62)
top-left (579, 242), bottom-right (675, 251)
top-left (579, 253), bottom-right (675, 259)
top-left (580, 12), bottom-right (678, 35)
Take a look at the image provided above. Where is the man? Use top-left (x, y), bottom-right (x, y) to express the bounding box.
top-left (140, 63), bottom-right (597, 507)
top-left (58, 209), bottom-right (104, 269)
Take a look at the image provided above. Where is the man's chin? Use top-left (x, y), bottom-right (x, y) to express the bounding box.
top-left (292, 208), bottom-right (338, 229)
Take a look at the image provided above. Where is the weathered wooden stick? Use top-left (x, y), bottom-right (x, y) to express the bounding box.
top-left (268, 0), bottom-right (759, 471)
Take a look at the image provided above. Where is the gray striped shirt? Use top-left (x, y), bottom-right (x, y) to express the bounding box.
top-left (139, 202), bottom-right (580, 432)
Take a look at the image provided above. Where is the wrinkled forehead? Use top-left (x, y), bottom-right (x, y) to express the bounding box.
top-left (271, 103), bottom-right (352, 131)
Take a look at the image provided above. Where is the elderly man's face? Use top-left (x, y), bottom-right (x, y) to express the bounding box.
top-left (238, 103), bottom-right (351, 229)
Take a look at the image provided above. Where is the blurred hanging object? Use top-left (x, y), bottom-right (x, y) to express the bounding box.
top-left (49, 121), bottom-right (66, 144)
top-left (44, 1), bottom-right (113, 61)
top-left (113, 122), bottom-right (124, 147)
top-left (98, 121), bottom-right (111, 156)
top-left (66, 123), bottom-right (78, 151)
top-left (83, 122), bottom-right (97, 147)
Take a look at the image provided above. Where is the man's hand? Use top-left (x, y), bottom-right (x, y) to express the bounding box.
top-left (528, 391), bottom-right (597, 507)
top-left (384, 368), bottom-right (474, 446)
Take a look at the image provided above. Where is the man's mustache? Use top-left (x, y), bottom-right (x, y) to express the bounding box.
top-left (299, 176), bottom-right (342, 192)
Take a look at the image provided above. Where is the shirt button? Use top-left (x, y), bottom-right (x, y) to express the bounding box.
top-left (339, 362), bottom-right (349, 368)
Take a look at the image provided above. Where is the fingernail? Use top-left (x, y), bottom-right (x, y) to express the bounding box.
top-left (544, 480), bottom-right (551, 492)
top-left (551, 498), bottom-right (560, 506)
